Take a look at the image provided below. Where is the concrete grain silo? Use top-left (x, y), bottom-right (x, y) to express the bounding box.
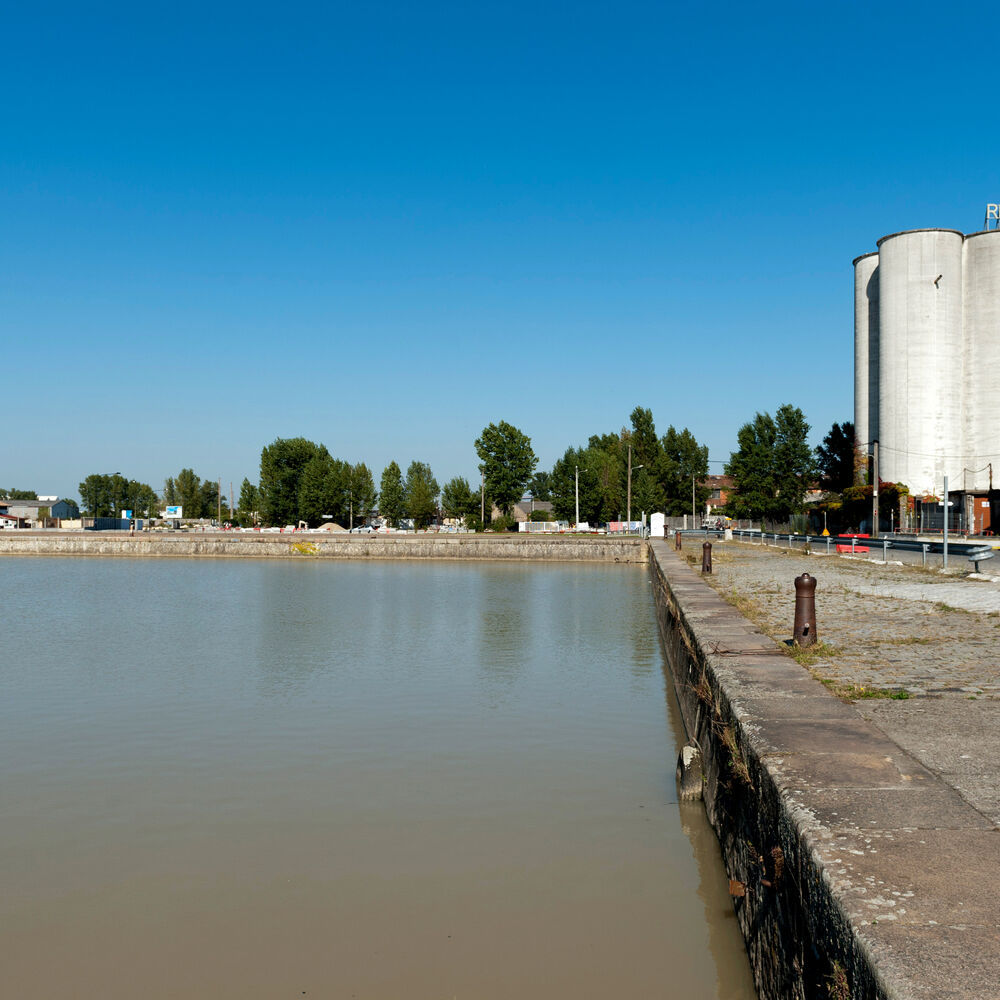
top-left (874, 228), bottom-right (965, 492)
top-left (962, 230), bottom-right (1000, 492)
top-left (854, 223), bottom-right (1000, 529)
top-left (853, 252), bottom-right (880, 451)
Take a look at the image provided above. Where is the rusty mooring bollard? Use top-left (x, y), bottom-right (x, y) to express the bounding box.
top-left (793, 573), bottom-right (817, 647)
top-left (675, 529), bottom-right (682, 551)
top-left (702, 541), bottom-right (712, 573)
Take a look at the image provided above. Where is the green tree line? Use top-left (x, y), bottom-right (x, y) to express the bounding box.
top-left (70, 406), bottom-right (861, 532)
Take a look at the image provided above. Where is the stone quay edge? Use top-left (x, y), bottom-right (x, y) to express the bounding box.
top-left (0, 531), bottom-right (647, 563)
top-left (648, 538), bottom-right (999, 1000)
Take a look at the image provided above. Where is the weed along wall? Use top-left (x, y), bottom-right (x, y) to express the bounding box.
top-left (648, 538), bottom-right (888, 1000)
top-left (0, 532), bottom-right (647, 563)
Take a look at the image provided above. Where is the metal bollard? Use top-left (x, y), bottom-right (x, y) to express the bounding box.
top-left (702, 541), bottom-right (712, 574)
top-left (793, 573), bottom-right (817, 647)
top-left (675, 530), bottom-right (682, 551)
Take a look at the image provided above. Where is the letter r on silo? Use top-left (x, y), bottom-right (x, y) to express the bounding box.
top-left (988, 204), bottom-right (999, 219)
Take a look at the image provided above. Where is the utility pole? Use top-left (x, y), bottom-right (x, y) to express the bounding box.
top-left (480, 468), bottom-right (485, 526)
top-left (230, 482), bottom-right (234, 524)
top-left (575, 465), bottom-right (580, 528)
top-left (943, 474), bottom-right (949, 570)
top-left (871, 440), bottom-right (879, 538)
top-left (691, 475), bottom-right (696, 526)
top-left (217, 478), bottom-right (222, 527)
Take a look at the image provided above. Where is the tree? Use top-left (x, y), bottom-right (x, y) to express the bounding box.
top-left (550, 444), bottom-right (623, 524)
top-left (79, 474), bottom-right (110, 516)
top-left (297, 450), bottom-right (349, 527)
top-left (379, 461), bottom-right (404, 527)
top-left (773, 404), bottom-right (815, 513)
top-left (725, 404), bottom-right (814, 524)
top-left (259, 438), bottom-right (322, 526)
top-left (78, 473), bottom-right (158, 518)
top-left (654, 426), bottom-right (709, 516)
top-left (1, 488), bottom-right (37, 500)
top-left (815, 420), bottom-right (856, 492)
top-left (441, 476), bottom-right (477, 525)
top-left (174, 469), bottom-right (203, 518)
top-left (126, 480), bottom-right (159, 518)
top-left (630, 468), bottom-right (661, 519)
top-left (629, 406), bottom-right (661, 469)
top-left (474, 421), bottom-right (537, 518)
top-left (163, 477), bottom-right (177, 505)
top-left (199, 477), bottom-right (223, 520)
top-left (238, 478), bottom-right (260, 527)
top-left (348, 463), bottom-right (377, 527)
top-left (528, 471), bottom-right (552, 501)
top-left (404, 461), bottom-right (439, 529)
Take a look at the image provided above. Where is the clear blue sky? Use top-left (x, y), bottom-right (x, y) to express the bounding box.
top-left (3, 1), bottom-right (997, 501)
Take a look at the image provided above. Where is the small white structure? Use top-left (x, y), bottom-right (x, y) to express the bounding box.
top-left (650, 512), bottom-right (666, 538)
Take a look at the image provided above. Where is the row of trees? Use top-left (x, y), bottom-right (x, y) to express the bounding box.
top-left (253, 438), bottom-right (376, 528)
top-left (547, 407), bottom-right (710, 524)
top-left (77, 470), bottom-right (234, 520)
top-left (723, 407), bottom-right (861, 525)
top-left (78, 473), bottom-right (160, 518)
top-left (248, 437), bottom-right (447, 529)
top-left (69, 408), bottom-right (856, 530)
top-left (245, 424), bottom-right (542, 530)
top-left (163, 470), bottom-right (231, 520)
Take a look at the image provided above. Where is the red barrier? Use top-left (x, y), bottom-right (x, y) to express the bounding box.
top-left (836, 533), bottom-right (870, 554)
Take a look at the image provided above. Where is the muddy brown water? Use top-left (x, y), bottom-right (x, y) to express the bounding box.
top-left (2, 558), bottom-right (755, 998)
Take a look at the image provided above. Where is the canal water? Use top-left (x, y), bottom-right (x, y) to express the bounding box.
top-left (2, 558), bottom-right (756, 999)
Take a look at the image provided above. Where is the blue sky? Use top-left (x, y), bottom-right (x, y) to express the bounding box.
top-left (3, 1), bottom-right (997, 501)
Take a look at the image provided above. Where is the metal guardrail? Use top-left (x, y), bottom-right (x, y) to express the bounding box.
top-left (679, 528), bottom-right (999, 570)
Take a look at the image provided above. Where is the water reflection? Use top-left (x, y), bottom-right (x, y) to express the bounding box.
top-left (2, 557), bottom-right (756, 1000)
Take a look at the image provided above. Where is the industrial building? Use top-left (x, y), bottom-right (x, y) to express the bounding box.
top-left (854, 226), bottom-right (1000, 534)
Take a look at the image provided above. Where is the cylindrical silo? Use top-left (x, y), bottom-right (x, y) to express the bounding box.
top-left (876, 228), bottom-right (964, 495)
top-left (963, 230), bottom-right (1000, 493)
top-left (853, 251), bottom-right (879, 471)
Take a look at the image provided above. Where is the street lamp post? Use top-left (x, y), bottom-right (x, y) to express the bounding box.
top-left (574, 465), bottom-right (579, 529)
top-left (626, 440), bottom-right (643, 525)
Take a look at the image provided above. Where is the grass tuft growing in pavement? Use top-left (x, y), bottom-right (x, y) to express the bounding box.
top-left (817, 678), bottom-right (911, 702)
top-left (787, 640), bottom-right (840, 666)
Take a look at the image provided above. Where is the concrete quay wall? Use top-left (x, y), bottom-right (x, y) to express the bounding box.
top-left (0, 531), bottom-right (646, 563)
top-left (648, 539), bottom-right (998, 1000)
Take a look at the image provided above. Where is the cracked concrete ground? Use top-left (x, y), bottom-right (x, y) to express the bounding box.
top-left (697, 539), bottom-right (1000, 824)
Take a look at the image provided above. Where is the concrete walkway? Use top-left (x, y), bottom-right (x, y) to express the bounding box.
top-left (701, 540), bottom-right (1000, 824)
top-left (652, 539), bottom-right (1000, 1000)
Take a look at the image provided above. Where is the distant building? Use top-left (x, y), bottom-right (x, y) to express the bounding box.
top-left (0, 498), bottom-right (77, 526)
top-left (493, 498), bottom-right (554, 523)
top-left (704, 476), bottom-right (733, 518)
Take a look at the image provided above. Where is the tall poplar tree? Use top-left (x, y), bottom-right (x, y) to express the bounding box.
top-left (379, 461), bottom-right (404, 527)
